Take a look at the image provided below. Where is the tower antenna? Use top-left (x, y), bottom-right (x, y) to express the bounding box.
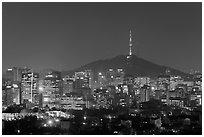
top-left (129, 30), bottom-right (132, 56)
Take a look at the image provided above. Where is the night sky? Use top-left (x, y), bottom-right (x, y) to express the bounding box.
top-left (2, 2), bottom-right (202, 73)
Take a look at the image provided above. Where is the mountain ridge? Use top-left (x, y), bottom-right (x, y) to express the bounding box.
top-left (62, 54), bottom-right (191, 79)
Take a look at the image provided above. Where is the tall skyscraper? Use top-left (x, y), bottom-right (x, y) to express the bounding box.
top-left (157, 75), bottom-right (170, 104)
top-left (4, 67), bottom-right (24, 106)
top-left (139, 85), bottom-right (150, 103)
top-left (5, 67), bottom-right (23, 82)
top-left (74, 71), bottom-right (90, 89)
top-left (63, 76), bottom-right (74, 94)
top-left (21, 71), bottom-right (39, 105)
top-left (85, 69), bottom-right (94, 89)
top-left (41, 70), bottom-right (62, 108)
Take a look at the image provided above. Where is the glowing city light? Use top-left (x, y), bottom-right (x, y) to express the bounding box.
top-left (7, 68), bottom-right (12, 71)
top-left (55, 119), bottom-right (60, 122)
top-left (6, 86), bottom-right (12, 88)
top-left (43, 98), bottom-right (49, 102)
top-left (151, 87), bottom-right (155, 90)
top-left (39, 87), bottom-right (43, 91)
top-left (12, 84), bottom-right (18, 88)
top-left (48, 120), bottom-right (53, 125)
top-left (43, 124), bottom-right (47, 127)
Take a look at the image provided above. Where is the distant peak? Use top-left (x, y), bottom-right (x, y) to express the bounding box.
top-left (62, 53), bottom-right (189, 78)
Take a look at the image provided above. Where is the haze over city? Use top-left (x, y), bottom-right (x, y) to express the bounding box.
top-left (2, 2), bottom-right (202, 73)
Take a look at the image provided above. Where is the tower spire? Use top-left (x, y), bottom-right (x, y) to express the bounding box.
top-left (129, 30), bottom-right (132, 56)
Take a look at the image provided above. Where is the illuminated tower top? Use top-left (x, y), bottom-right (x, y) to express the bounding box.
top-left (129, 30), bottom-right (132, 56)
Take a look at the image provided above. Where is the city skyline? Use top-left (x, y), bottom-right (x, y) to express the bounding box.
top-left (2, 3), bottom-right (202, 134)
top-left (3, 2), bottom-right (202, 73)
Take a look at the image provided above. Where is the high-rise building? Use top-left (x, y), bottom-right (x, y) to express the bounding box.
top-left (3, 77), bottom-right (11, 106)
top-left (63, 76), bottom-right (74, 94)
top-left (139, 85), bottom-right (150, 103)
top-left (74, 71), bottom-right (89, 89)
top-left (21, 71), bottom-right (39, 105)
top-left (2, 80), bottom-right (21, 106)
top-left (157, 75), bottom-right (170, 104)
top-left (93, 88), bottom-right (112, 109)
top-left (41, 70), bottom-right (62, 108)
top-left (85, 69), bottom-right (94, 89)
top-left (168, 88), bottom-right (186, 108)
top-left (5, 68), bottom-right (14, 81)
top-left (45, 70), bottom-right (62, 94)
top-left (5, 67), bottom-right (23, 82)
top-left (170, 76), bottom-right (184, 91)
top-left (11, 82), bottom-right (21, 105)
top-left (112, 69), bottom-right (125, 86)
top-left (97, 72), bottom-right (106, 88)
top-left (4, 86), bottom-right (13, 106)
top-left (61, 93), bottom-right (85, 110)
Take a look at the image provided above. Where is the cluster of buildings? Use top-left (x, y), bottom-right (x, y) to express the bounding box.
top-left (91, 68), bottom-right (202, 109)
top-left (3, 67), bottom-right (40, 107)
top-left (2, 65), bottom-right (202, 112)
top-left (2, 67), bottom-right (91, 110)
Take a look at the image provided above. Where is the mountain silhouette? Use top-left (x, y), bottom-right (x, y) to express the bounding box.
top-left (62, 55), bottom-right (191, 79)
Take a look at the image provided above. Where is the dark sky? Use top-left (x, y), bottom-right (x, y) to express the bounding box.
top-left (2, 2), bottom-right (202, 73)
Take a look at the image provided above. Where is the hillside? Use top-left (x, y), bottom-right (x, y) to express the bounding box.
top-left (62, 54), bottom-right (190, 79)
